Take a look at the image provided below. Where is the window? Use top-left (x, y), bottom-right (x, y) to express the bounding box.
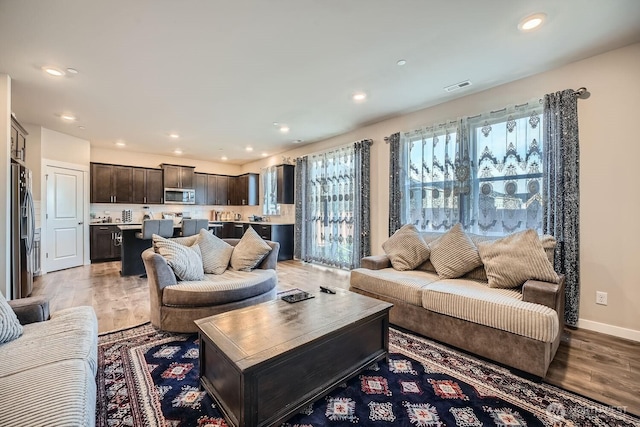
top-left (262, 166), bottom-right (280, 216)
top-left (469, 110), bottom-right (543, 235)
top-left (399, 104), bottom-right (543, 235)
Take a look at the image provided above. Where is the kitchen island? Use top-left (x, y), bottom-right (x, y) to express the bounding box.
top-left (116, 222), bottom-right (223, 276)
top-left (107, 220), bottom-right (292, 276)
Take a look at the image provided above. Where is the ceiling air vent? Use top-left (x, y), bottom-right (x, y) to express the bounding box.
top-left (444, 80), bottom-right (472, 92)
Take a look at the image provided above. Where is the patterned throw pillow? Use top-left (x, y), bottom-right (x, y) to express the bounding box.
top-left (478, 229), bottom-right (560, 289)
top-left (382, 224), bottom-right (431, 271)
top-left (195, 229), bottom-right (234, 275)
top-left (429, 223), bottom-right (482, 279)
top-left (0, 292), bottom-right (23, 344)
top-left (230, 227), bottom-right (273, 271)
top-left (152, 234), bottom-right (205, 281)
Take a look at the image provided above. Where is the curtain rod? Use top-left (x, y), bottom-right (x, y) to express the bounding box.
top-left (295, 139), bottom-right (373, 159)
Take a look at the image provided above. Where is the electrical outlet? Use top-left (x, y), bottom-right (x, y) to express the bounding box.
top-left (596, 291), bottom-right (608, 306)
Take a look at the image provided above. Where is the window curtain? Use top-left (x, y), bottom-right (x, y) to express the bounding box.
top-left (398, 120), bottom-right (471, 232)
top-left (294, 140), bottom-right (372, 269)
top-left (543, 89), bottom-right (580, 327)
top-left (388, 132), bottom-right (402, 236)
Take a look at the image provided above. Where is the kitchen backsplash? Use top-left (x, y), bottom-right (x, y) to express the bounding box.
top-left (90, 203), bottom-right (295, 223)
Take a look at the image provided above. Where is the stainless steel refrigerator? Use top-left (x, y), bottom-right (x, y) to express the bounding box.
top-left (11, 160), bottom-right (35, 299)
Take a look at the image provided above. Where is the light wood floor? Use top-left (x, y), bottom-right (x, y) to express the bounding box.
top-left (32, 260), bottom-right (640, 417)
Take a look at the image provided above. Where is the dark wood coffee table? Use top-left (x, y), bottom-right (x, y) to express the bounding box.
top-left (195, 288), bottom-right (392, 427)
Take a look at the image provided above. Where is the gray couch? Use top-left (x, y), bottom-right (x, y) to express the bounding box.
top-left (350, 231), bottom-right (564, 377)
top-left (142, 238), bottom-right (280, 332)
top-left (0, 297), bottom-right (98, 427)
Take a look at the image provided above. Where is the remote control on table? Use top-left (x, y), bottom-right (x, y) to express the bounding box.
top-left (319, 286), bottom-right (336, 294)
top-left (281, 291), bottom-right (315, 303)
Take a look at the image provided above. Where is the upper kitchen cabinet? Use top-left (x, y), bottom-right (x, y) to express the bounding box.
top-left (90, 163), bottom-right (134, 203)
top-left (208, 175), bottom-right (229, 205)
top-left (195, 173), bottom-right (208, 205)
top-left (230, 173), bottom-right (258, 206)
top-left (276, 164), bottom-right (295, 204)
top-left (161, 164), bottom-right (195, 189)
top-left (10, 117), bottom-right (28, 163)
top-left (132, 167), bottom-right (164, 204)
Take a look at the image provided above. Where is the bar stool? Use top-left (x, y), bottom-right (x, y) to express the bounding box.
top-left (181, 218), bottom-right (210, 237)
top-left (135, 219), bottom-right (175, 240)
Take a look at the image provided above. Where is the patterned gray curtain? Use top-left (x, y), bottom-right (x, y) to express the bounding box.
top-left (294, 156), bottom-right (308, 260)
top-left (294, 140), bottom-right (372, 269)
top-left (543, 89), bottom-right (580, 327)
top-left (388, 132), bottom-right (402, 236)
top-left (353, 140), bottom-right (372, 263)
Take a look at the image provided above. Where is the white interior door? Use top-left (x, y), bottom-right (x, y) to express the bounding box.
top-left (46, 166), bottom-right (84, 272)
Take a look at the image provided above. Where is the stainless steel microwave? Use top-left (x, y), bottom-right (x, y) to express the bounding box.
top-left (164, 188), bottom-right (195, 204)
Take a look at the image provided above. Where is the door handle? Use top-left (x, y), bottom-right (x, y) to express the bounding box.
top-left (78, 222), bottom-right (84, 225)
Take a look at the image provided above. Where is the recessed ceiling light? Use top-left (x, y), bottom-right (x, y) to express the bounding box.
top-left (43, 67), bottom-right (65, 77)
top-left (169, 133), bottom-right (180, 138)
top-left (173, 149), bottom-right (183, 155)
top-left (66, 68), bottom-right (79, 74)
top-left (221, 156), bottom-right (228, 161)
top-left (78, 126), bottom-right (85, 130)
top-left (272, 122), bottom-right (279, 126)
top-left (279, 126), bottom-right (290, 133)
top-left (246, 146), bottom-right (254, 152)
top-left (397, 59), bottom-right (407, 66)
top-left (352, 92), bottom-right (367, 102)
top-left (61, 114), bottom-right (76, 121)
top-left (261, 152), bottom-right (268, 157)
top-left (518, 13), bottom-right (546, 31)
top-left (115, 141), bottom-right (126, 147)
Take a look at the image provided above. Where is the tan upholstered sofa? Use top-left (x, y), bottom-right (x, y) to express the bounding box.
top-left (142, 236), bottom-right (279, 332)
top-left (350, 230), bottom-right (564, 377)
top-left (0, 297), bottom-right (98, 427)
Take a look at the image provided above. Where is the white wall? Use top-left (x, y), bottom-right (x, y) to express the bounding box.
top-left (0, 75), bottom-right (10, 297)
top-left (41, 128), bottom-right (90, 165)
top-left (244, 43), bottom-right (640, 339)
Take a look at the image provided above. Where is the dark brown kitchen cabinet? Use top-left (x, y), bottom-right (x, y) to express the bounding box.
top-left (10, 117), bottom-right (28, 163)
top-left (90, 163), bottom-right (134, 203)
top-left (90, 225), bottom-right (121, 261)
top-left (230, 173), bottom-right (259, 206)
top-left (195, 173), bottom-right (208, 205)
top-left (161, 164), bottom-right (195, 189)
top-left (133, 167), bottom-right (164, 204)
top-left (208, 175), bottom-right (229, 205)
top-left (247, 223), bottom-right (293, 260)
top-left (276, 164), bottom-right (295, 204)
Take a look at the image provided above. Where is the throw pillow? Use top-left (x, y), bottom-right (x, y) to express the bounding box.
top-left (152, 234), bottom-right (205, 281)
top-left (195, 229), bottom-right (234, 275)
top-left (0, 292), bottom-right (23, 344)
top-left (382, 224), bottom-right (431, 271)
top-left (429, 223), bottom-right (482, 278)
top-left (477, 229), bottom-right (560, 289)
top-left (230, 227), bottom-right (272, 271)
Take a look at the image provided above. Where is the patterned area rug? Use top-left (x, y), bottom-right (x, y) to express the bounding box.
top-left (96, 323), bottom-right (638, 426)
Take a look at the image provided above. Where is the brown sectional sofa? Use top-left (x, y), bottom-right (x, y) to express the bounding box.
top-left (350, 231), bottom-right (564, 377)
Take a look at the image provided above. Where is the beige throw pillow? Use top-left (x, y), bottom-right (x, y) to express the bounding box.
top-left (152, 234), bottom-right (205, 281)
top-left (0, 292), bottom-right (23, 344)
top-left (382, 224), bottom-right (431, 271)
top-left (196, 229), bottom-right (233, 275)
top-left (478, 229), bottom-right (560, 289)
top-left (230, 227), bottom-right (272, 271)
top-left (429, 223), bottom-right (482, 278)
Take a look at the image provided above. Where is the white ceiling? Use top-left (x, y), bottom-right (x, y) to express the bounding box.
top-left (1, 1), bottom-right (639, 165)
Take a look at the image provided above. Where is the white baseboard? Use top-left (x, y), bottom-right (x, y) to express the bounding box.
top-left (577, 319), bottom-right (640, 342)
